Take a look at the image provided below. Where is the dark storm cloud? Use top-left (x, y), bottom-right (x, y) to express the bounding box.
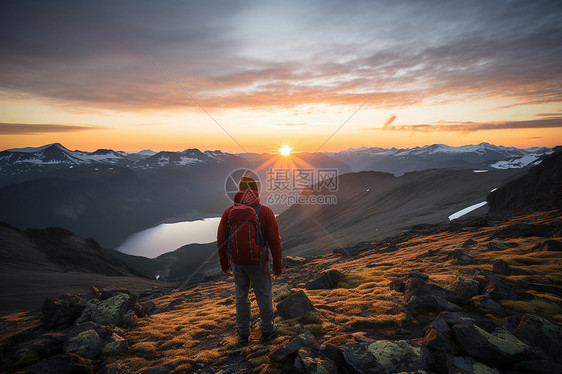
top-left (1, 0), bottom-right (561, 111)
top-left (0, 123), bottom-right (107, 135)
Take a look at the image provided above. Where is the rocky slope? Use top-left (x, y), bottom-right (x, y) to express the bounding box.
top-left (1, 208), bottom-right (561, 373)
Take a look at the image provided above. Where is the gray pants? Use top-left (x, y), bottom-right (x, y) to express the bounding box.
top-left (233, 263), bottom-right (275, 336)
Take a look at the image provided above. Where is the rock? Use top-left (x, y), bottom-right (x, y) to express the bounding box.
top-left (99, 287), bottom-right (135, 302)
top-left (305, 270), bottom-right (345, 290)
top-left (42, 297), bottom-right (84, 329)
top-left (269, 331), bottom-right (320, 361)
top-left (513, 360), bottom-right (562, 374)
top-left (297, 348), bottom-right (338, 374)
top-left (448, 356), bottom-right (500, 374)
top-left (343, 340), bottom-right (433, 374)
top-left (121, 309), bottom-right (135, 328)
top-left (448, 249), bottom-right (477, 265)
top-left (102, 333), bottom-right (129, 356)
top-left (64, 329), bottom-right (103, 359)
top-left (510, 314), bottom-right (562, 360)
top-left (76, 299), bottom-right (100, 323)
top-left (284, 256), bottom-right (308, 267)
top-left (492, 260), bottom-right (511, 275)
top-left (533, 239), bottom-right (562, 252)
top-left (388, 279), bottom-right (405, 292)
top-left (483, 278), bottom-right (519, 301)
top-left (462, 238), bottom-right (478, 247)
top-left (141, 301), bottom-right (156, 316)
top-left (490, 223), bottom-right (554, 240)
top-left (276, 290), bottom-right (317, 319)
top-left (27, 353), bottom-right (94, 374)
top-left (408, 270), bottom-right (429, 280)
top-left (84, 286), bottom-right (101, 301)
top-left (406, 294), bottom-right (463, 314)
top-left (487, 242), bottom-right (510, 251)
top-left (470, 295), bottom-right (503, 314)
top-left (450, 277), bottom-right (480, 300)
top-left (91, 293), bottom-right (131, 326)
top-left (320, 343), bottom-right (345, 368)
top-left (452, 323), bottom-right (532, 366)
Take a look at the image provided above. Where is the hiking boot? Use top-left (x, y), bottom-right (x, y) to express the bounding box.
top-left (238, 335), bottom-right (249, 345)
top-left (261, 325), bottom-right (278, 341)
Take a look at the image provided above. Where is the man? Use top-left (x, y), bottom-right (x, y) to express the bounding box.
top-left (217, 176), bottom-right (283, 344)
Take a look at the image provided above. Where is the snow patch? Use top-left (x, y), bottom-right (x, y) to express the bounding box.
top-left (448, 201), bottom-right (487, 221)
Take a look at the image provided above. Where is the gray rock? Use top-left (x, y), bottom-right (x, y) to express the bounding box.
top-left (462, 239), bottom-right (478, 247)
top-left (269, 331), bottom-right (320, 361)
top-left (121, 309), bottom-right (136, 328)
top-left (91, 293), bottom-right (131, 326)
top-left (343, 340), bottom-right (433, 374)
top-left (483, 278), bottom-right (519, 301)
top-left (297, 348), bottom-right (338, 374)
top-left (102, 333), bottom-right (129, 356)
top-left (470, 294), bottom-right (503, 314)
top-left (305, 270), bottom-right (345, 290)
top-left (452, 323), bottom-right (532, 366)
top-left (42, 297), bottom-right (84, 329)
top-left (277, 290), bottom-right (316, 319)
top-left (320, 343), bottom-right (345, 367)
top-left (487, 242), bottom-right (510, 251)
top-left (511, 314), bottom-right (562, 360)
top-left (449, 356), bottom-right (499, 374)
top-left (492, 260), bottom-right (511, 275)
top-left (76, 299), bottom-right (100, 323)
top-left (450, 277), bottom-right (480, 300)
top-left (64, 329), bottom-right (103, 359)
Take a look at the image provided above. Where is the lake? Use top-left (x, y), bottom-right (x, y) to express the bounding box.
top-left (116, 217), bottom-right (221, 258)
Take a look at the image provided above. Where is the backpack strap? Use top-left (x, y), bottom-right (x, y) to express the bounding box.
top-left (253, 204), bottom-right (270, 264)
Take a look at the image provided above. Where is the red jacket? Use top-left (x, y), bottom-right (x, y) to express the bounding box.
top-left (217, 189), bottom-right (283, 275)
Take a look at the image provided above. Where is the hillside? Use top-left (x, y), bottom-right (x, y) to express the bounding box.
top-left (1, 208), bottom-right (561, 373)
top-left (0, 223), bottom-right (169, 314)
top-left (277, 167), bottom-right (525, 257)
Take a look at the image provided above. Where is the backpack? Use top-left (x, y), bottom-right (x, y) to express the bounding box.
top-left (227, 203), bottom-right (267, 265)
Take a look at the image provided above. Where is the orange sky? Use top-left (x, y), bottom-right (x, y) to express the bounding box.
top-left (1, 1), bottom-right (561, 153)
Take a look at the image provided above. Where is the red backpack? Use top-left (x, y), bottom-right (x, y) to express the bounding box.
top-left (227, 203), bottom-right (267, 265)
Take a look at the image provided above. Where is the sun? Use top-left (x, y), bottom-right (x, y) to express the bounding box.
top-left (280, 145), bottom-right (292, 156)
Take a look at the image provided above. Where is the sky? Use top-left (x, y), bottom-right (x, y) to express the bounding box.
top-left (1, 0), bottom-right (561, 153)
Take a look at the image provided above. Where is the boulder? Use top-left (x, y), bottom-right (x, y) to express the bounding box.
top-left (269, 331), bottom-right (320, 361)
top-left (450, 277), bottom-right (480, 300)
top-left (452, 323), bottom-right (532, 366)
top-left (533, 239), bottom-right (562, 252)
top-left (76, 299), bottom-right (100, 323)
top-left (470, 295), bottom-right (503, 314)
top-left (320, 343), bottom-right (345, 368)
top-left (305, 270), bottom-right (345, 290)
top-left (91, 293), bottom-right (131, 326)
top-left (487, 242), bottom-right (510, 251)
top-left (102, 333), bottom-right (129, 356)
top-left (63, 329), bottom-right (103, 359)
top-left (406, 294), bottom-right (463, 315)
top-left (284, 256), bottom-right (308, 267)
top-left (448, 356), bottom-right (499, 374)
top-left (27, 353), bottom-right (93, 374)
top-left (276, 290), bottom-right (316, 319)
top-left (492, 260), bottom-right (511, 275)
top-left (296, 348), bottom-right (338, 374)
top-left (483, 278), bottom-right (519, 301)
top-left (510, 314), bottom-right (562, 360)
top-left (42, 298), bottom-right (84, 329)
top-left (343, 340), bottom-right (433, 374)
top-left (388, 279), bottom-right (405, 293)
top-left (448, 249), bottom-right (477, 265)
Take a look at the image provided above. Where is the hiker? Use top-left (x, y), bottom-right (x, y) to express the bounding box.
top-left (217, 176), bottom-right (283, 344)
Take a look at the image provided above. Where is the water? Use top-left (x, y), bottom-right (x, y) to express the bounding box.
top-left (117, 217), bottom-right (221, 258)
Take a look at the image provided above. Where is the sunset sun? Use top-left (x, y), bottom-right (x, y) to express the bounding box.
top-left (280, 145), bottom-right (292, 156)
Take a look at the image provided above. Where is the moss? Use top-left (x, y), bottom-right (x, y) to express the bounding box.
top-left (475, 325), bottom-right (528, 356)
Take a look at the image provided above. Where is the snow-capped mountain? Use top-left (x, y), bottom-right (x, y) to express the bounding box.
top-left (326, 143), bottom-right (552, 175)
top-left (0, 143), bottom-right (237, 177)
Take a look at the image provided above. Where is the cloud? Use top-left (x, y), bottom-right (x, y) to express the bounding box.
top-left (368, 116), bottom-right (562, 133)
top-left (383, 114), bottom-right (397, 128)
top-left (0, 1), bottom-right (561, 112)
top-left (0, 123), bottom-right (107, 135)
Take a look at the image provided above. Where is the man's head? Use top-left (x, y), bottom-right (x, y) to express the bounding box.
top-left (239, 176), bottom-right (258, 192)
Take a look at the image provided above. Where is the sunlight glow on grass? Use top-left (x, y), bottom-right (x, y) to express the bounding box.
top-left (280, 144), bottom-right (291, 156)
